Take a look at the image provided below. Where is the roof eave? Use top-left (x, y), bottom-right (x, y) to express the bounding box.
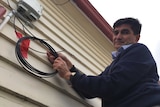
top-left (73, 0), bottom-right (113, 41)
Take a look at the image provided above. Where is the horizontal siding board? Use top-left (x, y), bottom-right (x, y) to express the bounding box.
top-left (41, 1), bottom-right (105, 72)
top-left (49, 0), bottom-right (114, 63)
top-left (0, 62), bottom-right (93, 107)
top-left (0, 87), bottom-right (47, 107)
top-left (41, 0), bottom-right (113, 72)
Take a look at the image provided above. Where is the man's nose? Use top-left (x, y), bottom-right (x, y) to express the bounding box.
top-left (116, 33), bottom-right (123, 39)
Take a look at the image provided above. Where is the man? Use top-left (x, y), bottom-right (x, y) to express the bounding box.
top-left (47, 17), bottom-right (160, 107)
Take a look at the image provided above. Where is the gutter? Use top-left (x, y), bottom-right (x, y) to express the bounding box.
top-left (73, 0), bottom-right (113, 41)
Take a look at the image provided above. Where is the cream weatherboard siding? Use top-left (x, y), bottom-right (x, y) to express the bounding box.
top-left (0, 0), bottom-right (114, 107)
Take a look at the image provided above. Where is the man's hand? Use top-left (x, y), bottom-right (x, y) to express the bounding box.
top-left (53, 57), bottom-right (72, 80)
top-left (47, 51), bottom-right (73, 80)
top-left (47, 51), bottom-right (73, 69)
top-left (47, 51), bottom-right (55, 64)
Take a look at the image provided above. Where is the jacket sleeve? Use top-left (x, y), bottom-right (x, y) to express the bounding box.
top-left (70, 43), bottom-right (158, 99)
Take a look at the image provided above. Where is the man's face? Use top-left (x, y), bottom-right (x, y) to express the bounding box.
top-left (112, 24), bottom-right (140, 50)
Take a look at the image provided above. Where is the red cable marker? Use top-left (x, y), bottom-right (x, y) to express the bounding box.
top-left (15, 31), bottom-right (30, 58)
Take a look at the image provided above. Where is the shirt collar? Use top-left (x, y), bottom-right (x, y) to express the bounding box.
top-left (112, 44), bottom-right (132, 59)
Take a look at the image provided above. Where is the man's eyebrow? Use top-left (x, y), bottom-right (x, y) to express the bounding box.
top-left (121, 29), bottom-right (130, 31)
top-left (113, 29), bottom-right (130, 32)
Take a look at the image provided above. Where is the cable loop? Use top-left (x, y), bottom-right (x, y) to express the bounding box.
top-left (15, 36), bottom-right (58, 78)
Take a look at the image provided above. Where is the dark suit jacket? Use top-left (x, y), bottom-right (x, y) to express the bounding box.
top-left (70, 43), bottom-right (160, 107)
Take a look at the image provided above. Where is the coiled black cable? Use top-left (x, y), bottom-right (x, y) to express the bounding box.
top-left (15, 36), bottom-right (58, 78)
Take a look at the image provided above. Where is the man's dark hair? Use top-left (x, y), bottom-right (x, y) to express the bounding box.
top-left (113, 17), bottom-right (142, 35)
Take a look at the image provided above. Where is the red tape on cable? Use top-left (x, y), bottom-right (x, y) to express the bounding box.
top-left (15, 31), bottom-right (30, 58)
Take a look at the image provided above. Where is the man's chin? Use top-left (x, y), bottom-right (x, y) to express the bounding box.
top-left (115, 47), bottom-right (121, 50)
top-left (114, 44), bottom-right (122, 50)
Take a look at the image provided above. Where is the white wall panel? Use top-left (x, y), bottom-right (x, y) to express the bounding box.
top-left (0, 0), bottom-right (114, 107)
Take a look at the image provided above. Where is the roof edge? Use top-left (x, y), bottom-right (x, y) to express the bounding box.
top-left (73, 0), bottom-right (113, 41)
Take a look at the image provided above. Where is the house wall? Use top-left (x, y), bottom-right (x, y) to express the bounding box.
top-left (0, 0), bottom-right (114, 107)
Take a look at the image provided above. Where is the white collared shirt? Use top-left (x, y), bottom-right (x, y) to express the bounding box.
top-left (112, 44), bottom-right (132, 59)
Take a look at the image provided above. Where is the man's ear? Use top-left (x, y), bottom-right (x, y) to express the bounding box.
top-left (136, 34), bottom-right (140, 42)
